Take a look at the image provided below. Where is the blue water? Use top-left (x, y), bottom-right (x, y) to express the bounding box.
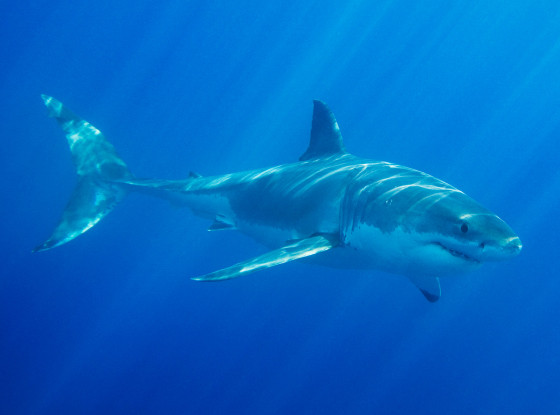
top-left (2, 1), bottom-right (559, 413)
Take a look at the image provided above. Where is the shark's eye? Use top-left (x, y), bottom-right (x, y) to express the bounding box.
top-left (461, 223), bottom-right (469, 233)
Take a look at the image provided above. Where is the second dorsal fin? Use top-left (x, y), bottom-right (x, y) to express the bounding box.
top-left (300, 100), bottom-right (346, 161)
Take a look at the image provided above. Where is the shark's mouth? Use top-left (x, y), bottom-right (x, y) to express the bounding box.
top-left (434, 242), bottom-right (480, 264)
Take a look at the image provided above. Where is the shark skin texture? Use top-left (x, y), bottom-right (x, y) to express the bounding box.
top-left (34, 95), bottom-right (522, 302)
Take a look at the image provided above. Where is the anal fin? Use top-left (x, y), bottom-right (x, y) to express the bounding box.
top-left (192, 234), bottom-right (338, 281)
top-left (208, 215), bottom-right (236, 231)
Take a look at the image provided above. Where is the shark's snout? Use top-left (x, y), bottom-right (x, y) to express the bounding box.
top-left (479, 235), bottom-right (522, 261)
top-left (503, 236), bottom-right (522, 257)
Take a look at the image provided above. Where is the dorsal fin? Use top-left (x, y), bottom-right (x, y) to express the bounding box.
top-left (300, 100), bottom-right (346, 161)
top-left (189, 171), bottom-right (202, 179)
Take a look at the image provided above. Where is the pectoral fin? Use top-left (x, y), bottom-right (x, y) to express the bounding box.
top-left (192, 234), bottom-right (338, 282)
top-left (407, 275), bottom-right (441, 302)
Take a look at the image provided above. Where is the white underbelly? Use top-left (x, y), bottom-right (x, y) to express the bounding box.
top-left (236, 221), bottom-right (308, 248)
top-left (345, 224), bottom-right (479, 277)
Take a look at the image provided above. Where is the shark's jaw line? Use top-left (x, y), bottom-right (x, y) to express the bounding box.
top-left (34, 96), bottom-right (522, 302)
top-left (433, 241), bottom-right (480, 264)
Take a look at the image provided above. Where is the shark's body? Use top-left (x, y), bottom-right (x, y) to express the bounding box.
top-left (35, 96), bottom-right (522, 301)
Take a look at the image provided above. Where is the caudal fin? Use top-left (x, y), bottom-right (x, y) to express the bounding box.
top-left (33, 95), bottom-right (133, 252)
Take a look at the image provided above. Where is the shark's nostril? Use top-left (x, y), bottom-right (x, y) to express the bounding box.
top-left (505, 237), bottom-right (522, 254)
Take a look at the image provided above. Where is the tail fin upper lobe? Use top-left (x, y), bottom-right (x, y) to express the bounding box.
top-left (33, 96), bottom-right (133, 252)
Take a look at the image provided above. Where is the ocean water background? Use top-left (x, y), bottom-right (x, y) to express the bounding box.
top-left (1, 1), bottom-right (559, 414)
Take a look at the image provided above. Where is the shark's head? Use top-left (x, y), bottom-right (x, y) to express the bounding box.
top-left (406, 191), bottom-right (522, 270)
top-left (343, 173), bottom-right (522, 277)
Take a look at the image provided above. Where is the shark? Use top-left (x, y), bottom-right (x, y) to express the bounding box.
top-left (34, 95), bottom-right (522, 302)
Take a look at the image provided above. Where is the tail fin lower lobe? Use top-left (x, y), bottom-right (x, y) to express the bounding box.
top-left (34, 95), bottom-right (133, 252)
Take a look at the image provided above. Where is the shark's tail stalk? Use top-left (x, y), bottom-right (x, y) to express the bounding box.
top-left (33, 95), bottom-right (133, 252)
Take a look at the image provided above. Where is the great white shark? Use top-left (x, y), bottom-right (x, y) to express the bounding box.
top-left (34, 95), bottom-right (522, 302)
